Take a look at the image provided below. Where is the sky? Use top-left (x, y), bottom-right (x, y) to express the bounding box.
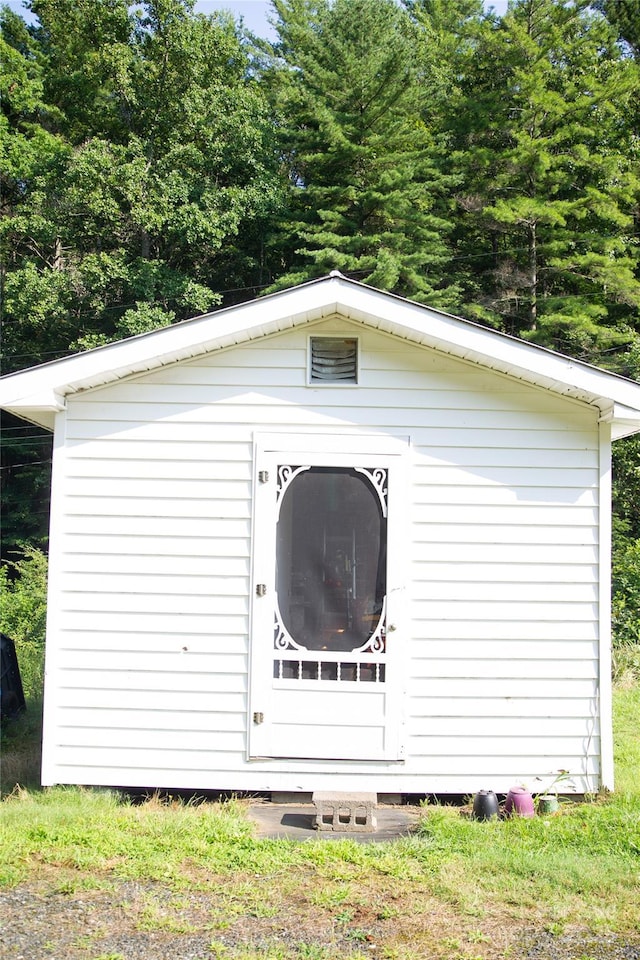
top-left (4, 0), bottom-right (511, 37)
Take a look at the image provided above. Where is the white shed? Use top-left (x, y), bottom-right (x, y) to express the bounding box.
top-left (3, 274), bottom-right (640, 795)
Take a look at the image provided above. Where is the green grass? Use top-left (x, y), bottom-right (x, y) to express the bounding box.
top-left (412, 796), bottom-right (640, 928)
top-left (613, 681), bottom-right (640, 794)
top-left (1, 683), bottom-right (639, 958)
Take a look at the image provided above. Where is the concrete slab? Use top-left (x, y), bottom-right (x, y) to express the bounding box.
top-left (247, 802), bottom-right (421, 842)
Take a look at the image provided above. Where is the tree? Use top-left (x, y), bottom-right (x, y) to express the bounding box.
top-left (594, 0), bottom-right (640, 60)
top-left (265, 0), bottom-right (459, 306)
top-left (447, 0), bottom-right (640, 358)
top-left (1, 0), bottom-right (283, 366)
top-left (404, 0), bottom-right (487, 117)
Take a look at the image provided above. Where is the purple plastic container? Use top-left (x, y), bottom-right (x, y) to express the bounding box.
top-left (504, 786), bottom-right (535, 818)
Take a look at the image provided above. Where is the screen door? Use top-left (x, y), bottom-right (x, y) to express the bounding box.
top-left (249, 441), bottom-right (406, 761)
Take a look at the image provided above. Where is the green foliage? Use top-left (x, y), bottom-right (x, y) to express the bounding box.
top-left (0, 546), bottom-right (48, 699)
top-left (447, 0), bottom-right (640, 355)
top-left (0, 0), bottom-right (284, 558)
top-left (266, 0), bottom-right (459, 305)
top-left (0, 413), bottom-right (52, 555)
top-left (612, 537), bottom-right (640, 645)
top-left (1, 0), bottom-right (282, 375)
top-left (611, 354), bottom-right (640, 665)
top-left (595, 0), bottom-right (640, 59)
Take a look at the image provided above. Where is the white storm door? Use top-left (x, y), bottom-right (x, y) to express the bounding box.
top-left (249, 440), bottom-right (406, 762)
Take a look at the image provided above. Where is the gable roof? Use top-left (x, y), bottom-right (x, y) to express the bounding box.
top-left (2, 272), bottom-right (640, 438)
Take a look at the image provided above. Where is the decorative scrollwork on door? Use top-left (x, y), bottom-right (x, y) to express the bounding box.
top-left (274, 609), bottom-right (304, 652)
top-left (273, 464), bottom-right (387, 684)
top-left (353, 467), bottom-right (388, 518)
top-left (276, 465), bottom-right (311, 511)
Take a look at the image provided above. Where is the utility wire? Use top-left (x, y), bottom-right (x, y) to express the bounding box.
top-left (0, 459), bottom-right (53, 470)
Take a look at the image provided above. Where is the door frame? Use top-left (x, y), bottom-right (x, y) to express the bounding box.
top-left (248, 432), bottom-right (410, 762)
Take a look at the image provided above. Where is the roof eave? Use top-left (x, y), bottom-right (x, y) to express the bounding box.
top-left (2, 275), bottom-right (640, 439)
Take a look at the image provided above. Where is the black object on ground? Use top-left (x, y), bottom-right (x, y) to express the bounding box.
top-left (1, 633), bottom-right (26, 721)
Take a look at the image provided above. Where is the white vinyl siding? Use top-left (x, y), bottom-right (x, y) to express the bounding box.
top-left (42, 317), bottom-right (603, 793)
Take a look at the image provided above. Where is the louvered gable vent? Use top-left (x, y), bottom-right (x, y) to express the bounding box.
top-left (310, 338), bottom-right (358, 383)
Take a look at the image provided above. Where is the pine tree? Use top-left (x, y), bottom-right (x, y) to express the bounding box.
top-left (594, 0), bottom-right (640, 59)
top-left (448, 0), bottom-right (640, 360)
top-left (266, 0), bottom-right (459, 306)
top-left (404, 0), bottom-right (487, 116)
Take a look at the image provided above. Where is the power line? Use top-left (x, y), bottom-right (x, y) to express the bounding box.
top-left (0, 459), bottom-right (53, 470)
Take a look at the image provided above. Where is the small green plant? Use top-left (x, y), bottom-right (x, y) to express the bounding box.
top-left (295, 946), bottom-right (337, 959)
top-left (441, 938), bottom-right (461, 951)
top-left (137, 899), bottom-right (198, 933)
top-left (74, 935), bottom-right (97, 950)
top-left (0, 546), bottom-right (48, 701)
top-left (310, 884), bottom-right (351, 908)
top-left (345, 927), bottom-right (371, 942)
top-left (376, 904), bottom-right (399, 920)
top-left (208, 943), bottom-right (228, 958)
top-left (334, 908), bottom-right (354, 923)
top-left (534, 769), bottom-right (576, 810)
top-left (466, 930), bottom-right (490, 944)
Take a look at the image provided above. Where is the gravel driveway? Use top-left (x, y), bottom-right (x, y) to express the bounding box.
top-left (2, 879), bottom-right (640, 960)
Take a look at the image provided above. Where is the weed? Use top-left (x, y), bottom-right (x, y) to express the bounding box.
top-left (54, 876), bottom-right (114, 895)
top-left (466, 929), bottom-right (490, 943)
top-left (74, 934), bottom-right (97, 949)
top-left (295, 946), bottom-right (337, 959)
top-left (345, 927), bottom-right (372, 942)
top-left (310, 883), bottom-right (351, 909)
top-left (137, 899), bottom-right (198, 934)
top-left (376, 904), bottom-right (400, 919)
top-left (209, 944), bottom-right (228, 958)
top-left (1, 701), bottom-right (43, 795)
top-left (0, 547), bottom-right (47, 699)
top-left (441, 937), bottom-right (462, 950)
top-left (334, 908), bottom-right (354, 923)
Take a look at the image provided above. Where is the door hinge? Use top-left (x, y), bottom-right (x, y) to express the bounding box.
top-left (253, 712), bottom-right (264, 725)
top-left (258, 470), bottom-right (269, 483)
top-left (256, 583), bottom-right (267, 597)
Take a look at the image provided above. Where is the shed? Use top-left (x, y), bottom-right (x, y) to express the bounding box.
top-left (3, 273), bottom-right (640, 795)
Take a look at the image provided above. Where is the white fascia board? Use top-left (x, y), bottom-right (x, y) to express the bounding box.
top-left (0, 281), bottom-right (339, 421)
top-left (332, 281), bottom-right (640, 416)
top-left (7, 390), bottom-right (66, 412)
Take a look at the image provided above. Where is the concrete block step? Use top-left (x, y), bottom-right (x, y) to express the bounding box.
top-left (312, 791), bottom-right (377, 832)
